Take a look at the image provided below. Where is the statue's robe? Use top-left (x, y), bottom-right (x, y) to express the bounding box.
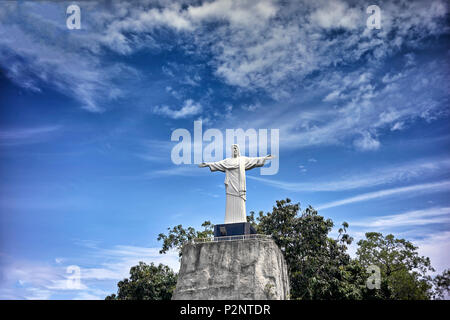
top-left (206, 156), bottom-right (268, 224)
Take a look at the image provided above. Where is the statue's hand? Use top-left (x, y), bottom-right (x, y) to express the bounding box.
top-left (198, 163), bottom-right (208, 168)
top-left (265, 154), bottom-right (275, 160)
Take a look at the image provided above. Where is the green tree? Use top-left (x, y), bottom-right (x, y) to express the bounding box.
top-left (357, 232), bottom-right (435, 299)
top-left (250, 199), bottom-right (364, 299)
top-left (105, 262), bottom-right (177, 300)
top-left (158, 221), bottom-right (213, 256)
top-left (432, 269), bottom-right (450, 300)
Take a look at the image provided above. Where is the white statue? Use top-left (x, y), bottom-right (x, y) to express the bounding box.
top-left (199, 144), bottom-right (275, 224)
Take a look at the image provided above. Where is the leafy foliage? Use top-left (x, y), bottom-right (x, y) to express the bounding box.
top-left (357, 232), bottom-right (435, 299)
top-left (249, 199), bottom-right (364, 299)
top-left (157, 221), bottom-right (214, 256)
top-left (432, 269), bottom-right (450, 300)
top-left (105, 262), bottom-right (177, 300)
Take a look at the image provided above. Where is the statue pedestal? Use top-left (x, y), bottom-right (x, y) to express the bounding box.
top-left (214, 222), bottom-right (256, 238)
top-left (172, 237), bottom-right (290, 300)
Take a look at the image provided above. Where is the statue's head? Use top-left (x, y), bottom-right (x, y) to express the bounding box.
top-left (231, 144), bottom-right (240, 158)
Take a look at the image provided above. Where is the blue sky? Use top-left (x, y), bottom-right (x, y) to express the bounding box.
top-left (0, 0), bottom-right (449, 299)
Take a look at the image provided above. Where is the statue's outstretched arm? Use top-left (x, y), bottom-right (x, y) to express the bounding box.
top-left (244, 154), bottom-right (276, 170)
top-left (199, 160), bottom-right (227, 172)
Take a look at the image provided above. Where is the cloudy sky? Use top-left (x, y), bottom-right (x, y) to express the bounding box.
top-left (0, 0), bottom-right (449, 299)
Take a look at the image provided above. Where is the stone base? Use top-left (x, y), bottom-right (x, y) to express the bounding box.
top-left (172, 238), bottom-right (290, 300)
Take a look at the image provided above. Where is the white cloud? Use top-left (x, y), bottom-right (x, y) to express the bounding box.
top-left (416, 231), bottom-right (450, 275)
top-left (153, 99), bottom-right (202, 119)
top-left (46, 279), bottom-right (88, 291)
top-left (351, 207), bottom-right (450, 228)
top-left (0, 2), bottom-right (137, 112)
top-left (323, 90), bottom-right (342, 102)
top-left (317, 180), bottom-right (450, 210)
top-left (187, 0), bottom-right (277, 26)
top-left (248, 157), bottom-right (450, 192)
top-left (230, 55), bottom-right (448, 151)
top-left (0, 125), bottom-right (61, 146)
top-left (310, 0), bottom-right (360, 30)
top-left (73, 291), bottom-right (108, 300)
top-left (143, 164), bottom-right (214, 179)
top-left (23, 288), bottom-right (53, 300)
top-left (78, 245), bottom-right (180, 283)
top-left (391, 121), bottom-right (405, 131)
top-left (0, 0), bottom-right (448, 149)
top-left (241, 104), bottom-right (259, 112)
top-left (0, 243), bottom-right (180, 300)
top-left (192, 0), bottom-right (447, 97)
top-left (353, 132), bottom-right (380, 151)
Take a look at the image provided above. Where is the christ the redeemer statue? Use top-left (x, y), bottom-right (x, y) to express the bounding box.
top-left (199, 144), bottom-right (274, 224)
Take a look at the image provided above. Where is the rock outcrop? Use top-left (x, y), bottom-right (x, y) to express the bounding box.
top-left (172, 237), bottom-right (290, 300)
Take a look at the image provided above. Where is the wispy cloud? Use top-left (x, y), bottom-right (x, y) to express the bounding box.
top-left (241, 55), bottom-right (448, 151)
top-left (0, 125), bottom-right (61, 146)
top-left (134, 139), bottom-right (175, 163)
top-left (144, 165), bottom-right (206, 179)
top-left (353, 132), bottom-right (381, 151)
top-left (416, 231), bottom-right (450, 275)
top-left (1, 0), bottom-right (447, 118)
top-left (80, 245), bottom-right (180, 281)
top-left (189, 0), bottom-right (447, 98)
top-left (0, 0), bottom-right (447, 157)
top-left (351, 206), bottom-right (450, 228)
top-left (0, 243), bottom-right (179, 300)
top-left (0, 2), bottom-right (137, 112)
top-left (248, 157), bottom-right (450, 192)
top-left (153, 99), bottom-right (202, 119)
top-left (317, 180), bottom-right (450, 210)
top-left (0, 257), bottom-right (74, 300)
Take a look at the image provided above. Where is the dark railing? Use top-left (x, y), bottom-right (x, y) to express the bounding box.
top-left (191, 234), bottom-right (272, 244)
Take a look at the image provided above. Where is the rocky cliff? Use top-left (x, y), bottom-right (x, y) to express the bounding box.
top-left (172, 237), bottom-right (290, 300)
